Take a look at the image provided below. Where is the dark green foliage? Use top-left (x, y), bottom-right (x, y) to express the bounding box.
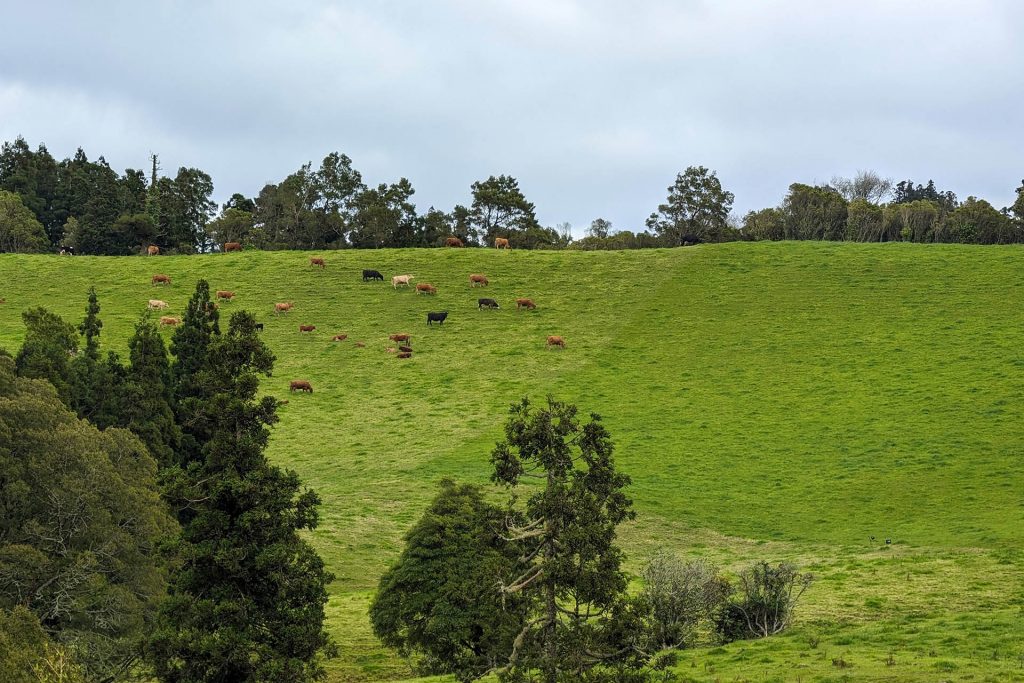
top-left (124, 316), bottom-right (181, 466)
top-left (844, 199), bottom-right (888, 241)
top-left (741, 207), bottom-right (785, 241)
top-left (0, 355), bottom-right (177, 681)
top-left (469, 175), bottom-right (541, 246)
top-left (0, 606), bottom-right (84, 683)
top-left (721, 562), bottom-right (813, 640)
top-left (148, 311), bottom-right (334, 683)
top-left (781, 183), bottom-right (849, 240)
top-left (942, 197), bottom-right (1019, 244)
top-left (370, 479), bottom-right (527, 681)
top-left (170, 280), bottom-right (220, 464)
top-left (893, 179), bottom-right (958, 212)
top-left (348, 179), bottom-right (419, 248)
top-left (205, 207), bottom-right (254, 247)
top-left (0, 190), bottom-right (49, 253)
top-left (68, 288), bottom-right (126, 428)
top-left (646, 166), bottom-right (735, 244)
top-left (15, 307), bottom-right (78, 403)
top-left (490, 396), bottom-right (640, 682)
top-left (882, 200), bottom-right (940, 242)
top-left (155, 167), bottom-right (216, 252)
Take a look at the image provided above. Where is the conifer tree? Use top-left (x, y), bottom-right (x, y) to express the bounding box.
top-left (124, 316), bottom-right (181, 466)
top-left (170, 279), bottom-right (220, 464)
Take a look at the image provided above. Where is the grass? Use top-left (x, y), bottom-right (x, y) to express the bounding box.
top-left (1, 242), bottom-right (1022, 681)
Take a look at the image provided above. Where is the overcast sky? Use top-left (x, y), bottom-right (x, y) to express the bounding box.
top-left (2, 1), bottom-right (1021, 234)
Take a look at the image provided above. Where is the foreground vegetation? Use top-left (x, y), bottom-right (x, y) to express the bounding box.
top-left (0, 242), bottom-right (1022, 681)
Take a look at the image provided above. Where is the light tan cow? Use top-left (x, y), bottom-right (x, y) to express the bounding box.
top-left (148, 299), bottom-right (169, 309)
top-left (392, 274), bottom-right (414, 288)
top-left (494, 237), bottom-right (510, 249)
top-left (546, 335), bottom-right (566, 349)
top-left (275, 302), bottom-right (294, 314)
top-left (147, 245), bottom-right (160, 256)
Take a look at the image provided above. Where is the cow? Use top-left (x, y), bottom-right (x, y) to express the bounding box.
top-left (516, 298), bottom-right (537, 310)
top-left (386, 347), bottom-right (397, 353)
top-left (389, 333), bottom-right (411, 343)
top-left (469, 274), bottom-right (489, 287)
top-left (151, 274), bottom-right (171, 285)
top-left (363, 269), bottom-right (384, 281)
top-left (680, 234), bottom-right (703, 246)
top-left (310, 257), bottom-right (326, 268)
top-left (427, 311), bottom-right (448, 326)
top-left (148, 299), bottom-right (169, 309)
top-left (159, 316), bottom-right (181, 326)
top-left (392, 274), bottom-right (414, 288)
top-left (397, 352), bottom-right (412, 359)
top-left (59, 246), bottom-right (76, 256)
top-left (299, 324), bottom-right (316, 333)
top-left (216, 290), bottom-right (235, 300)
top-left (478, 298), bottom-right (499, 309)
top-left (255, 323), bottom-right (264, 331)
top-left (290, 380), bottom-right (313, 393)
top-left (275, 302), bottom-right (294, 314)
top-left (416, 283), bottom-right (437, 295)
top-left (494, 237), bottom-right (510, 249)
top-left (332, 334), bottom-right (348, 342)
top-left (546, 335), bottom-right (566, 349)
top-left (354, 341), bottom-right (366, 348)
top-left (147, 245), bottom-right (160, 256)
top-left (445, 236), bottom-right (464, 247)
top-left (398, 345), bottom-right (413, 353)
top-left (223, 242), bottom-right (242, 252)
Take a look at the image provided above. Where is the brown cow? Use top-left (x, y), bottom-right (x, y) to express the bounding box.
top-left (516, 298), bottom-right (537, 310)
top-left (389, 333), bottom-right (411, 343)
top-left (148, 299), bottom-right (169, 310)
top-left (398, 345), bottom-right (413, 353)
top-left (151, 274), bottom-right (171, 285)
top-left (397, 351), bottom-right (412, 359)
top-left (159, 316), bottom-right (181, 326)
top-left (216, 290), bottom-right (235, 300)
top-left (275, 302), bottom-right (294, 314)
top-left (469, 274), bottom-right (489, 287)
top-left (299, 325), bottom-right (316, 333)
top-left (332, 334), bottom-right (348, 342)
top-left (147, 245), bottom-right (160, 256)
top-left (289, 380), bottom-right (313, 393)
top-left (223, 242), bottom-right (242, 252)
top-left (310, 257), bottom-right (326, 268)
top-left (546, 335), bottom-right (566, 349)
top-left (445, 236), bottom-right (464, 247)
top-left (415, 283), bottom-right (437, 295)
top-left (494, 237), bottom-right (510, 249)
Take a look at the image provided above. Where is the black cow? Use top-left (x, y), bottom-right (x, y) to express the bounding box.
top-left (362, 269), bottom-right (384, 281)
top-left (59, 246), bottom-right (76, 256)
top-left (478, 298), bottom-right (499, 309)
top-left (427, 311), bottom-right (448, 326)
top-left (255, 323), bottom-right (264, 331)
top-left (679, 234), bottom-right (703, 246)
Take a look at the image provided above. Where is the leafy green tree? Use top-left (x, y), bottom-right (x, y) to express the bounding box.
top-left (170, 280), bottom-right (220, 465)
top-left (942, 196), bottom-right (1018, 244)
top-left (223, 192), bottom-right (256, 213)
top-left (587, 218), bottom-right (612, 239)
top-left (371, 479), bottom-right (527, 681)
top-left (15, 308), bottom-right (78, 403)
top-left (349, 179), bottom-right (419, 248)
top-left (0, 139), bottom-right (62, 244)
top-left (0, 190), bottom-right (49, 253)
top-left (490, 396), bottom-right (641, 682)
top-left (646, 166), bottom-right (734, 245)
top-left (741, 208), bottom-right (784, 241)
top-left (780, 183), bottom-right (848, 241)
top-left (420, 207), bottom-right (453, 246)
top-left (156, 168), bottom-right (216, 252)
top-left (882, 200), bottom-right (940, 243)
top-left (148, 311), bottom-right (335, 682)
top-left (205, 207), bottom-right (254, 247)
top-left (124, 316), bottom-right (181, 467)
top-left (469, 175), bottom-right (541, 246)
top-left (68, 288), bottom-right (126, 428)
top-left (0, 355), bottom-right (177, 681)
top-left (892, 179), bottom-right (958, 212)
top-left (451, 204), bottom-right (477, 246)
top-left (844, 199), bottom-right (887, 241)
top-left (0, 606), bottom-right (84, 683)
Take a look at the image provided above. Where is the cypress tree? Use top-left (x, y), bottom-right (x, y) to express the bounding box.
top-left (170, 279), bottom-right (220, 464)
top-left (124, 316), bottom-right (181, 467)
top-left (148, 311), bottom-right (335, 682)
top-left (68, 287), bottom-right (127, 428)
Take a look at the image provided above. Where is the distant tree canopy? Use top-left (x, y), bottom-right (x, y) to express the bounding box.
top-left (3, 137), bottom-right (1021, 249)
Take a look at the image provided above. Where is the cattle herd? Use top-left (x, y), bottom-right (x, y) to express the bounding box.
top-left (143, 254), bottom-right (564, 396)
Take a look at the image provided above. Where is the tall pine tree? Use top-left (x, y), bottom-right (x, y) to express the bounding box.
top-left (124, 316), bottom-right (181, 467)
top-left (170, 279), bottom-right (220, 464)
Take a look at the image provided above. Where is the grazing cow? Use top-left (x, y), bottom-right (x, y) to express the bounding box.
top-left (415, 283), bottom-right (437, 295)
top-left (494, 237), bottom-right (510, 249)
top-left (332, 334), bottom-right (348, 342)
top-left (223, 242), bottom-right (242, 252)
top-left (299, 324), bottom-right (316, 333)
top-left (147, 245), bottom-right (160, 256)
top-left (445, 236), bottom-right (464, 247)
top-left (515, 298), bottom-right (536, 310)
top-left (275, 302), bottom-right (293, 314)
top-left (354, 341), bottom-right (365, 348)
top-left (159, 316), bottom-right (181, 326)
top-left (151, 274), bottom-right (171, 285)
top-left (398, 345), bottom-right (413, 353)
top-left (392, 274), bottom-right (414, 288)
top-left (290, 380), bottom-right (313, 393)
top-left (310, 257), bottom-right (326, 268)
top-left (469, 274), bottom-right (489, 287)
top-left (148, 299), bottom-right (169, 310)
top-left (59, 246), bottom-right (76, 256)
top-left (478, 298), bottom-right (499, 309)
top-left (216, 290), bottom-right (235, 300)
top-left (546, 335), bottom-right (566, 349)
top-left (255, 323), bottom-right (264, 331)
top-left (427, 311), bottom-right (448, 326)
top-left (386, 347), bottom-right (397, 353)
top-left (397, 351), bottom-right (412, 359)
top-left (389, 333), bottom-right (411, 343)
top-left (680, 234), bottom-right (703, 246)
top-left (362, 269), bottom-right (384, 281)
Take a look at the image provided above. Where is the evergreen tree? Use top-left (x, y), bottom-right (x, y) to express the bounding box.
top-left (124, 316), bottom-right (181, 466)
top-left (15, 307), bottom-right (78, 403)
top-left (171, 279), bottom-right (220, 464)
top-left (68, 287), bottom-right (126, 427)
top-left (148, 311), bottom-right (335, 682)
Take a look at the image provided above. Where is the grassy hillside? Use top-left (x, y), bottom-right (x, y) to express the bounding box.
top-left (1, 243), bottom-right (1022, 682)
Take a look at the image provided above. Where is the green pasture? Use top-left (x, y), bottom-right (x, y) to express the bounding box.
top-left (0, 242), bottom-right (1022, 681)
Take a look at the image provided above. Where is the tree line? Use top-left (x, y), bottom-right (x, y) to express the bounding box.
top-left (1, 286), bottom-right (334, 682)
top-left (3, 137), bottom-right (1019, 256)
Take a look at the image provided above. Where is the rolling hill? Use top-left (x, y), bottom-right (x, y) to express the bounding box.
top-left (1, 242), bottom-right (1022, 682)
